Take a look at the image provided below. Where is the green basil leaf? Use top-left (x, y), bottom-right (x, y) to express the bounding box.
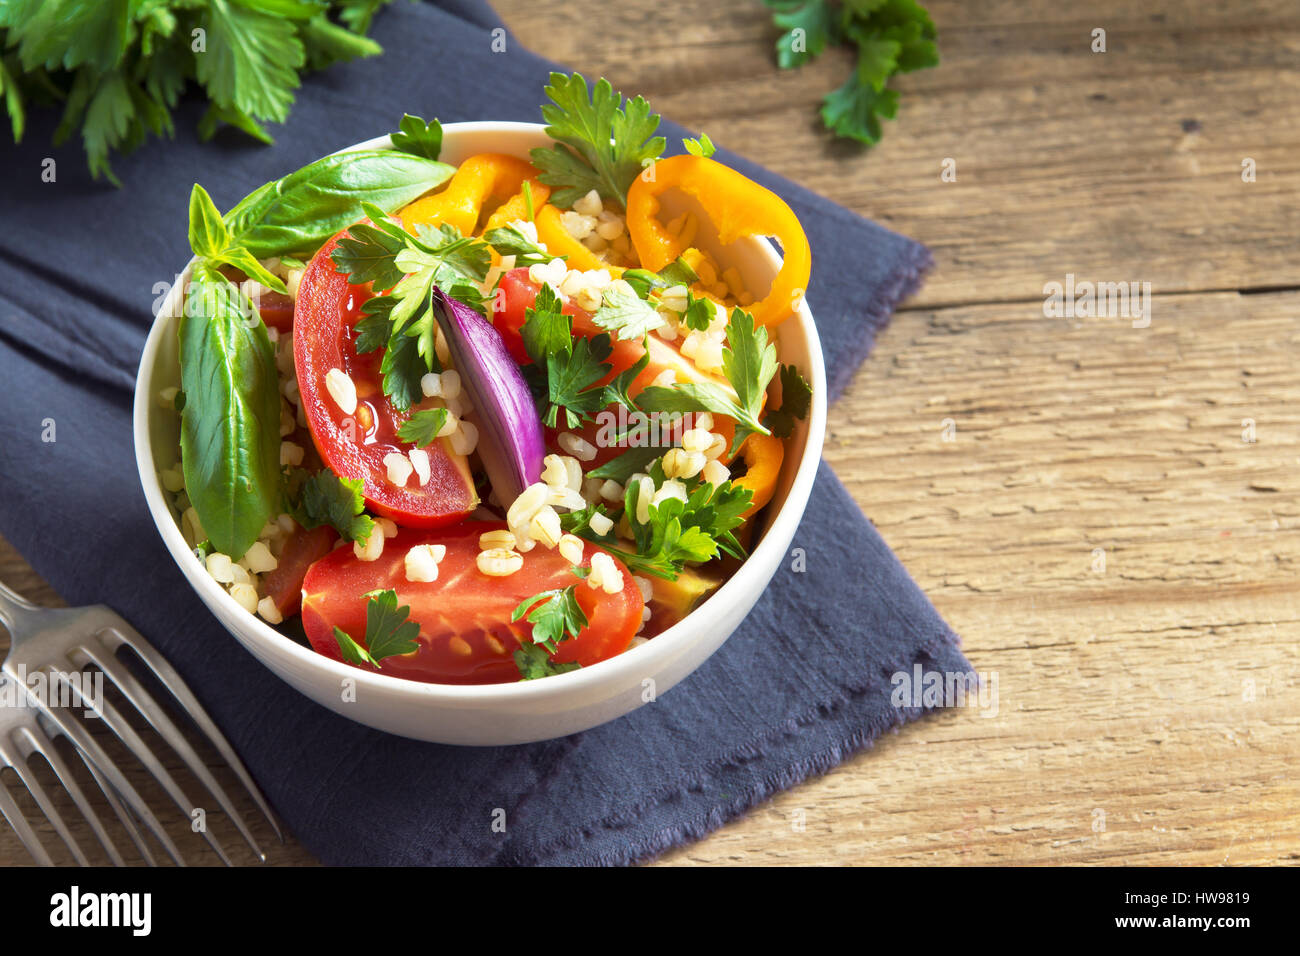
top-left (178, 266), bottom-right (281, 560)
top-left (223, 149), bottom-right (455, 259)
top-left (188, 183), bottom-right (230, 260)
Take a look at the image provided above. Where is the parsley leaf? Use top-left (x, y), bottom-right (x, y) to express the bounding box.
top-left (542, 334), bottom-right (614, 428)
top-left (290, 468), bottom-right (375, 544)
top-left (530, 72), bottom-right (667, 208)
top-left (591, 283), bottom-right (666, 341)
top-left (681, 292), bottom-right (715, 332)
top-left (763, 363), bottom-right (813, 438)
top-left (636, 307), bottom-right (779, 453)
top-left (334, 0), bottom-right (389, 34)
top-left (514, 643), bottom-right (581, 680)
top-left (722, 307), bottom-right (780, 422)
top-left (683, 132), bottom-right (716, 157)
top-left (331, 205), bottom-right (490, 409)
top-left (622, 257), bottom-right (699, 298)
top-left (763, 0), bottom-right (938, 146)
top-left (585, 445), bottom-right (667, 484)
top-left (389, 112), bottom-right (442, 159)
top-left (330, 216), bottom-right (409, 290)
top-left (559, 501), bottom-right (616, 536)
top-left (195, 0), bottom-right (305, 128)
top-left (769, 0), bottom-right (837, 69)
top-left (3, 0), bottom-right (392, 181)
top-left (600, 346), bottom-right (650, 412)
top-left (602, 476), bottom-right (753, 580)
top-left (483, 222), bottom-right (561, 268)
top-left (332, 588), bottom-right (421, 668)
top-left (520, 282), bottom-right (573, 363)
top-left (378, 322), bottom-right (430, 412)
top-left (511, 583), bottom-right (589, 653)
top-left (395, 407), bottom-right (450, 447)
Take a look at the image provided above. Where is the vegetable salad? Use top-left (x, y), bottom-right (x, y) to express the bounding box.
top-left (164, 73), bottom-right (813, 684)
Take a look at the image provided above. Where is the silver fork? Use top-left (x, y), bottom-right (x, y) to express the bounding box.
top-left (0, 579), bottom-right (281, 866)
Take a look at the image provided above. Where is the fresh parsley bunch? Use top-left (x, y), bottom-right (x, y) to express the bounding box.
top-left (0, 0), bottom-right (397, 184)
top-left (763, 0), bottom-right (938, 145)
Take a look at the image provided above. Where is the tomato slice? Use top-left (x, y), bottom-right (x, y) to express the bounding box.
top-left (294, 229), bottom-right (479, 528)
top-left (300, 522), bottom-right (644, 684)
top-left (495, 268), bottom-right (740, 464)
top-left (261, 523), bottom-right (338, 616)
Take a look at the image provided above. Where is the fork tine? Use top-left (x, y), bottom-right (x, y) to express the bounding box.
top-left (32, 696), bottom-right (184, 866)
top-left (76, 643), bottom-right (265, 863)
top-left (0, 774), bottom-right (55, 866)
top-left (37, 663), bottom-right (226, 864)
top-left (0, 735), bottom-right (91, 866)
top-left (99, 624), bottom-right (283, 841)
top-left (15, 722), bottom-right (126, 866)
top-left (78, 753), bottom-right (159, 866)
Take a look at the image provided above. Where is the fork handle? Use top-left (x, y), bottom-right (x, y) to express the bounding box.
top-left (0, 578), bottom-right (38, 630)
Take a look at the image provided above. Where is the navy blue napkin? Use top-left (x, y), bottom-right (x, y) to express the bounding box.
top-left (0, 1), bottom-right (970, 865)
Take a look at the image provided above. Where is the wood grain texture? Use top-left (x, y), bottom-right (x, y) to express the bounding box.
top-left (2, 0), bottom-right (1297, 867)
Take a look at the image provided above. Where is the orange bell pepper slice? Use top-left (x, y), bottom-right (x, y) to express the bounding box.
top-left (481, 180), bottom-right (551, 236)
top-left (625, 155), bottom-right (811, 326)
top-left (535, 204), bottom-right (624, 276)
top-left (400, 153), bottom-right (538, 236)
top-left (733, 433), bottom-right (784, 519)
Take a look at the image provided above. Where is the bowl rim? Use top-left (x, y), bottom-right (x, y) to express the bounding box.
top-left (133, 120), bottom-right (828, 704)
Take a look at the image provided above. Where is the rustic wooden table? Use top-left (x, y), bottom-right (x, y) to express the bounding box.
top-left (2, 0), bottom-right (1297, 866)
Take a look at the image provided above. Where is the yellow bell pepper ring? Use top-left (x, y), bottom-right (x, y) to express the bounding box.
top-left (625, 155), bottom-right (811, 326)
top-left (733, 433), bottom-right (784, 519)
top-left (400, 153), bottom-right (539, 237)
top-left (535, 204), bottom-right (624, 276)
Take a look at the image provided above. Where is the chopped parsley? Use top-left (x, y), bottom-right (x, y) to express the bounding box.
top-left (635, 307), bottom-right (780, 454)
top-left (389, 113), bottom-right (442, 159)
top-left (511, 579), bottom-right (589, 653)
top-left (288, 468), bottom-right (375, 545)
top-left (484, 222), bottom-right (560, 267)
top-left (395, 407), bottom-right (450, 447)
top-left (332, 203), bottom-right (489, 410)
top-left (519, 283), bottom-right (639, 428)
top-left (519, 283), bottom-right (574, 363)
top-left (615, 475), bottom-right (752, 580)
top-left (568, 468), bottom-right (752, 581)
top-left (680, 292), bottom-right (715, 332)
top-left (539, 334), bottom-right (616, 429)
top-left (591, 282), bottom-right (666, 341)
top-left (514, 643), bottom-right (581, 680)
top-left (763, 363), bottom-right (814, 438)
top-left (683, 132), bottom-right (716, 157)
top-left (332, 588), bottom-right (421, 668)
top-left (621, 257), bottom-right (699, 298)
top-left (585, 446), bottom-right (668, 484)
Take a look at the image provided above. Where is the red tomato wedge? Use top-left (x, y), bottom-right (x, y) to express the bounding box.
top-left (294, 229), bottom-right (479, 528)
top-left (261, 524), bottom-right (337, 617)
top-left (300, 523), bottom-right (644, 684)
top-left (494, 267), bottom-right (740, 464)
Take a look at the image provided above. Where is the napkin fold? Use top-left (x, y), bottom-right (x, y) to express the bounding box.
top-left (0, 0), bottom-right (970, 865)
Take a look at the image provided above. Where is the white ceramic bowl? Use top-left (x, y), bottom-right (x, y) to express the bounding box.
top-left (134, 122), bottom-right (827, 745)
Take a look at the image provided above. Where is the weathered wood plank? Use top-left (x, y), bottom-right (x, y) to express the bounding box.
top-left (493, 0), bottom-right (1300, 308)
